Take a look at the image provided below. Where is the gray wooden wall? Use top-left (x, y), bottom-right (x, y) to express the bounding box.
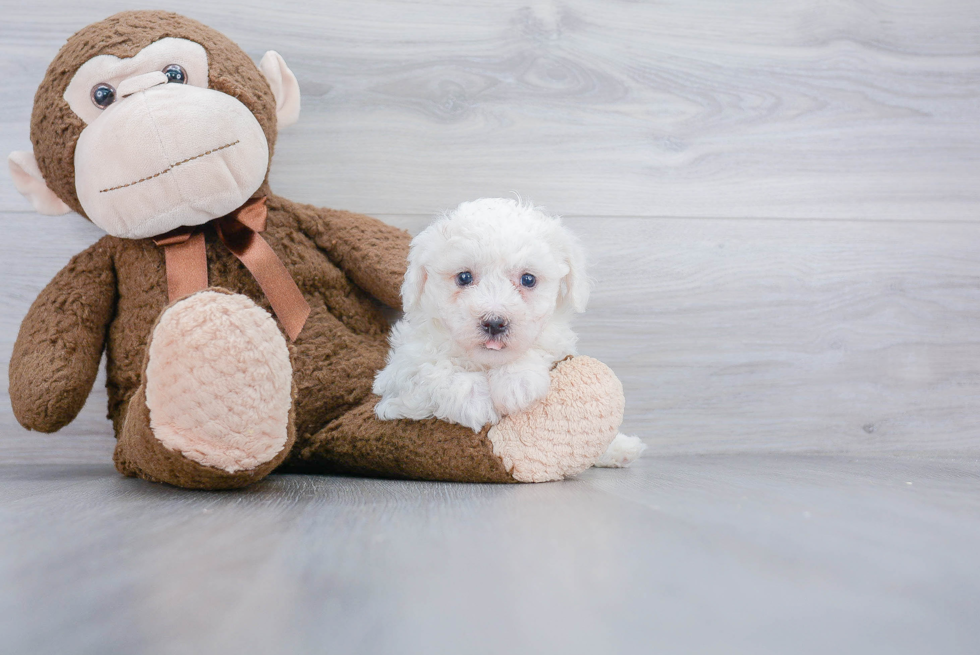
top-left (3, 0), bottom-right (980, 459)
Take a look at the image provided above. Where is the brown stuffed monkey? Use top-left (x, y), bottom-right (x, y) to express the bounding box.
top-left (8, 10), bottom-right (625, 490)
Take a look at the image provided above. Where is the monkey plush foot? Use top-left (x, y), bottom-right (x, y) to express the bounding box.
top-left (114, 290), bottom-right (295, 489)
top-left (487, 356), bottom-right (626, 483)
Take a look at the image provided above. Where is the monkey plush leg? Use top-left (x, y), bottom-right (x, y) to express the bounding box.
top-left (113, 290), bottom-right (295, 489)
top-left (293, 356), bottom-right (624, 483)
top-left (291, 403), bottom-right (516, 483)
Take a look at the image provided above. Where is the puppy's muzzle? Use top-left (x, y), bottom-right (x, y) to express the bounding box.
top-left (480, 316), bottom-right (508, 337)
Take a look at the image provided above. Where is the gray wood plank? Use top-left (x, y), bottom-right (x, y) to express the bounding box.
top-left (569, 216), bottom-right (980, 456)
top-left (1, 454), bottom-right (977, 655)
top-left (1, 0), bottom-right (979, 219)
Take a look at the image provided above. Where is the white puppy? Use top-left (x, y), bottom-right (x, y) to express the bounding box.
top-left (373, 198), bottom-right (645, 467)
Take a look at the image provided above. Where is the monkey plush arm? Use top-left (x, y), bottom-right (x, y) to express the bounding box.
top-left (9, 237), bottom-right (117, 433)
top-left (293, 202), bottom-right (411, 309)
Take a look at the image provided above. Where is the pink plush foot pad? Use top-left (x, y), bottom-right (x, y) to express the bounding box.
top-left (487, 356), bottom-right (625, 482)
top-left (144, 290), bottom-right (293, 473)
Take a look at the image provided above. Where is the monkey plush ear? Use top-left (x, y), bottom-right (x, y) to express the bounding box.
top-left (401, 226), bottom-right (437, 313)
top-left (8, 151), bottom-right (72, 216)
top-left (259, 51), bottom-right (301, 128)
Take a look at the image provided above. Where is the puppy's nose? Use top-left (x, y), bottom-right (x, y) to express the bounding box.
top-left (481, 317), bottom-right (508, 337)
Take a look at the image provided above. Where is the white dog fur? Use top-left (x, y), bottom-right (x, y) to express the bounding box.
top-left (373, 198), bottom-right (645, 468)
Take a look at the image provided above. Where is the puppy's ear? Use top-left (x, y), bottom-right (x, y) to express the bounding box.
top-left (401, 227), bottom-right (436, 312)
top-left (558, 228), bottom-right (590, 313)
top-left (401, 259), bottom-right (427, 313)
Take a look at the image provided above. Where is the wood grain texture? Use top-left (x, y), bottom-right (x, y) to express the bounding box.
top-left (1, 0), bottom-right (979, 218)
top-left (1, 455), bottom-right (978, 655)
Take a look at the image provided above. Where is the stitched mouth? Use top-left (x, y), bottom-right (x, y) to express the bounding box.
top-left (98, 140), bottom-right (241, 193)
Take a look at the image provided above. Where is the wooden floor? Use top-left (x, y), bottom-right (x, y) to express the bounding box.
top-left (2, 1), bottom-right (980, 653)
top-left (2, 448), bottom-right (978, 654)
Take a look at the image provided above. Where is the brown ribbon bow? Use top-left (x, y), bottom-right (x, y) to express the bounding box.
top-left (152, 196), bottom-right (310, 341)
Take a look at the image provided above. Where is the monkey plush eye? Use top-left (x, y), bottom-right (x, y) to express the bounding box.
top-left (455, 271), bottom-right (474, 287)
top-left (90, 83), bottom-right (116, 109)
top-left (163, 64), bottom-right (187, 84)
top-left (520, 273), bottom-right (537, 288)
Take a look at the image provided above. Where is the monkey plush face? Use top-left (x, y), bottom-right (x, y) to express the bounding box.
top-left (9, 11), bottom-right (301, 239)
top-left (66, 37), bottom-right (271, 238)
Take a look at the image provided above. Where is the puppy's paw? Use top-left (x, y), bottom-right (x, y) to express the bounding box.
top-left (435, 372), bottom-right (500, 432)
top-left (488, 366), bottom-right (551, 416)
top-left (374, 397), bottom-right (400, 421)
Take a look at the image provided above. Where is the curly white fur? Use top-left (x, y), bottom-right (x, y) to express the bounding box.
top-left (374, 198), bottom-right (586, 431)
top-left (374, 198), bottom-right (644, 468)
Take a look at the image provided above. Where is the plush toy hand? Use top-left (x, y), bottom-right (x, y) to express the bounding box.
top-left (487, 356), bottom-right (625, 482)
top-left (9, 240), bottom-right (116, 433)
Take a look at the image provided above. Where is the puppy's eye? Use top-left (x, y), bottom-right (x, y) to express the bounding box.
top-left (520, 273), bottom-right (537, 288)
top-left (163, 64), bottom-right (187, 84)
top-left (455, 271), bottom-right (473, 287)
top-left (91, 83), bottom-right (116, 109)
